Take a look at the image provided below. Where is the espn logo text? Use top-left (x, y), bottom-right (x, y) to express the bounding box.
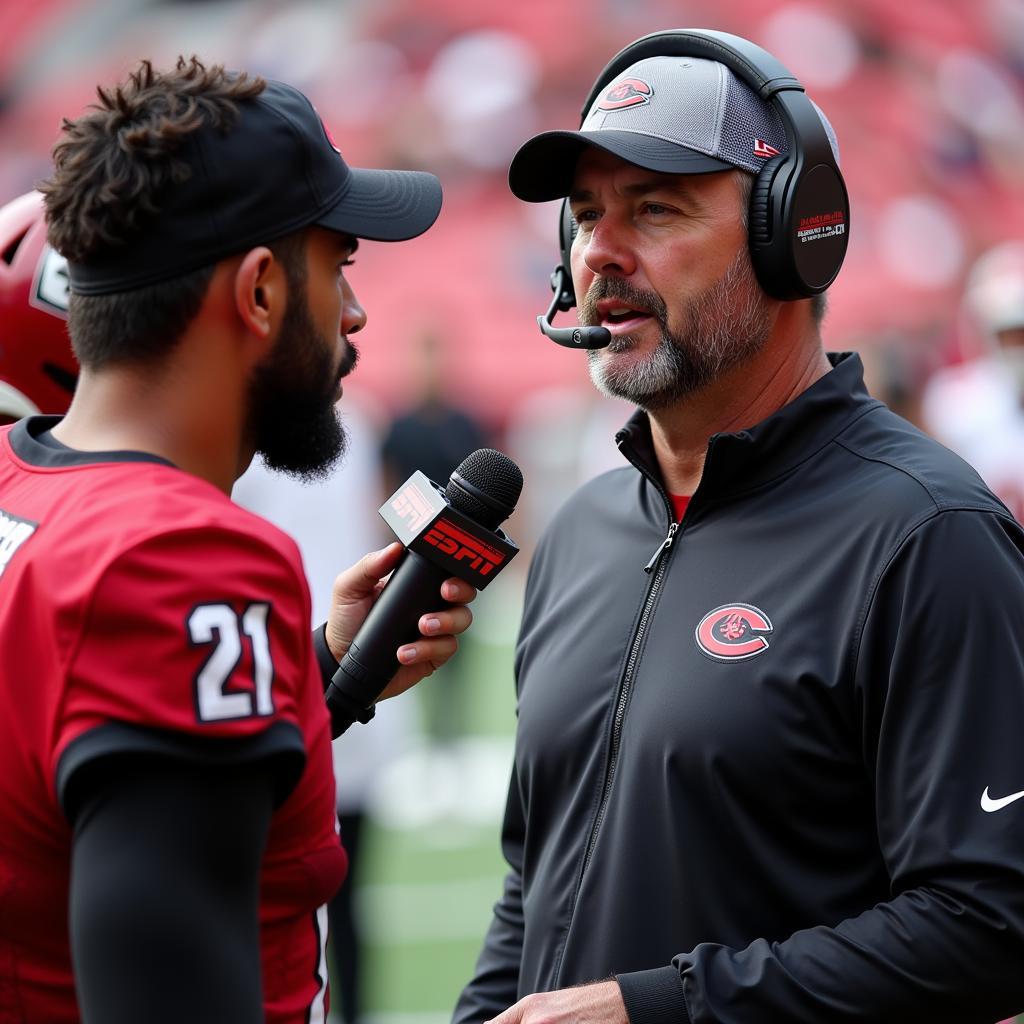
top-left (423, 518), bottom-right (505, 577)
top-left (0, 507), bottom-right (38, 578)
top-left (390, 481), bottom-right (436, 534)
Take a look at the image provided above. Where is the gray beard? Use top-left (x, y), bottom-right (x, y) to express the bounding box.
top-left (585, 249), bottom-right (774, 411)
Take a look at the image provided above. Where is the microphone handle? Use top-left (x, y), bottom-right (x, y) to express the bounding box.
top-left (329, 549), bottom-right (453, 710)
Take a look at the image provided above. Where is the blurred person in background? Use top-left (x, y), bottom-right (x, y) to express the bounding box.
top-left (855, 330), bottom-right (935, 431)
top-left (381, 330), bottom-right (489, 747)
top-left (504, 385), bottom-right (630, 561)
top-left (456, 29), bottom-right (1024, 1024)
top-left (234, 402), bottom-right (412, 1024)
top-left (0, 57), bottom-right (477, 1024)
top-left (922, 241), bottom-right (1024, 521)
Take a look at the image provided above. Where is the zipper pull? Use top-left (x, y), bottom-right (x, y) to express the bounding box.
top-left (643, 522), bottom-right (679, 574)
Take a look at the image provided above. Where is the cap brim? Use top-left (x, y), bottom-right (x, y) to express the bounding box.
top-left (316, 167), bottom-right (442, 241)
top-left (509, 130), bottom-right (733, 202)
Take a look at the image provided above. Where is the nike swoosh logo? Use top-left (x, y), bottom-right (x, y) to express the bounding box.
top-left (980, 787), bottom-right (1024, 812)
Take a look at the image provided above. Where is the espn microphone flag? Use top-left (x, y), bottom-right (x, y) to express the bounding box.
top-left (381, 470), bottom-right (517, 588)
top-left (325, 449), bottom-right (522, 734)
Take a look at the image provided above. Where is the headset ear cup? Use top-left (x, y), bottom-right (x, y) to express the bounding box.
top-left (749, 153), bottom-right (849, 300)
top-left (747, 154), bottom-right (791, 299)
top-left (786, 161), bottom-right (849, 296)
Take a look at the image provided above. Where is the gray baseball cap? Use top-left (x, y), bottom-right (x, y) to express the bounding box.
top-left (509, 55), bottom-right (837, 202)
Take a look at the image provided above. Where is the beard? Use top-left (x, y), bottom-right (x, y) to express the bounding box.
top-left (580, 247), bottom-right (774, 411)
top-left (246, 286), bottom-right (358, 482)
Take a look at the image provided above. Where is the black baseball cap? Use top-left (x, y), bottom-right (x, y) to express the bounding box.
top-left (66, 78), bottom-right (443, 295)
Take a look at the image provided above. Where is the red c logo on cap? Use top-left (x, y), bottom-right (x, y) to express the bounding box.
top-left (695, 603), bottom-right (773, 661)
top-left (597, 78), bottom-right (652, 111)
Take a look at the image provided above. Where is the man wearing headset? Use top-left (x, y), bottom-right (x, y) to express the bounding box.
top-left (0, 59), bottom-right (478, 1024)
top-left (455, 31), bottom-right (1024, 1024)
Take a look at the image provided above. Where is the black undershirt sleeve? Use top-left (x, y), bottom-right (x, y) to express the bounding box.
top-left (68, 751), bottom-right (277, 1024)
top-left (313, 621), bottom-right (374, 736)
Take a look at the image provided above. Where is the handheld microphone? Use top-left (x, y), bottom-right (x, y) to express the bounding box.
top-left (537, 266), bottom-right (611, 350)
top-left (325, 448), bottom-right (523, 736)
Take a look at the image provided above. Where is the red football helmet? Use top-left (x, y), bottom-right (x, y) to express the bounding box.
top-left (0, 191), bottom-right (77, 420)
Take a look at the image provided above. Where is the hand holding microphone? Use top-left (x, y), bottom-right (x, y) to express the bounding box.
top-left (323, 543), bottom-right (474, 700)
top-left (324, 448), bottom-right (523, 735)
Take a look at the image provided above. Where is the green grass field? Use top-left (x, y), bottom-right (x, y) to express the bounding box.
top-left (359, 817), bottom-right (510, 1021)
top-left (346, 588), bottom-right (521, 1024)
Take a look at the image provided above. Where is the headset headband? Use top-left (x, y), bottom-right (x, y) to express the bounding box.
top-left (581, 30), bottom-right (801, 112)
top-left (582, 29), bottom-right (836, 175)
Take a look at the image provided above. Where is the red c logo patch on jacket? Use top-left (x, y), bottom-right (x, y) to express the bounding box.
top-left (695, 603), bottom-right (773, 661)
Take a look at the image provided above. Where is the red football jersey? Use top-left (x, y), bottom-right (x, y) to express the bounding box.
top-left (0, 417), bottom-right (348, 1023)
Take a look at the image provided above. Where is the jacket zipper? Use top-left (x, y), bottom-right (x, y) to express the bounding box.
top-left (580, 535), bottom-right (673, 879)
top-left (553, 467), bottom-right (678, 987)
top-left (644, 521), bottom-right (679, 573)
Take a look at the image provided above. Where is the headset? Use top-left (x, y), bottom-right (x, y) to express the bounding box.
top-left (536, 28), bottom-right (850, 349)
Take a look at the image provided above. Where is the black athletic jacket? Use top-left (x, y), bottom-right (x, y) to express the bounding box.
top-left (454, 353), bottom-right (1024, 1024)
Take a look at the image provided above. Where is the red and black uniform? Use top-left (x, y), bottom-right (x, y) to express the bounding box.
top-left (0, 416), bottom-right (347, 1023)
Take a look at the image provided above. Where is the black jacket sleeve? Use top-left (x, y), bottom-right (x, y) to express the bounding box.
top-left (620, 509), bottom-right (1024, 1023)
top-left (452, 765), bottom-right (528, 1023)
top-left (68, 746), bottom-right (279, 1024)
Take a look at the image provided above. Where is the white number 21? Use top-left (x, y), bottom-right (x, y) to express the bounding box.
top-left (188, 602), bottom-right (275, 722)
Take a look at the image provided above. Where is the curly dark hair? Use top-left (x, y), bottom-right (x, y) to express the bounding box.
top-left (40, 56), bottom-right (265, 263)
top-left (35, 57), bottom-right (309, 370)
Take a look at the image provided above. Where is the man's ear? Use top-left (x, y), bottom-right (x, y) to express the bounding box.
top-left (233, 247), bottom-right (285, 349)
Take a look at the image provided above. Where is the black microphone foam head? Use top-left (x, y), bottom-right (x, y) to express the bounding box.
top-left (445, 448), bottom-right (523, 530)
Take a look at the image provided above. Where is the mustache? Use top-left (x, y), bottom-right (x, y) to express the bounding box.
top-left (577, 277), bottom-right (668, 327)
top-left (337, 339), bottom-right (359, 379)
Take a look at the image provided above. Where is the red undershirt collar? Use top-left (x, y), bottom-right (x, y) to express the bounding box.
top-left (670, 494), bottom-right (690, 522)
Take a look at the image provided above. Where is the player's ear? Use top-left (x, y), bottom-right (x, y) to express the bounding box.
top-left (233, 246), bottom-right (285, 346)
